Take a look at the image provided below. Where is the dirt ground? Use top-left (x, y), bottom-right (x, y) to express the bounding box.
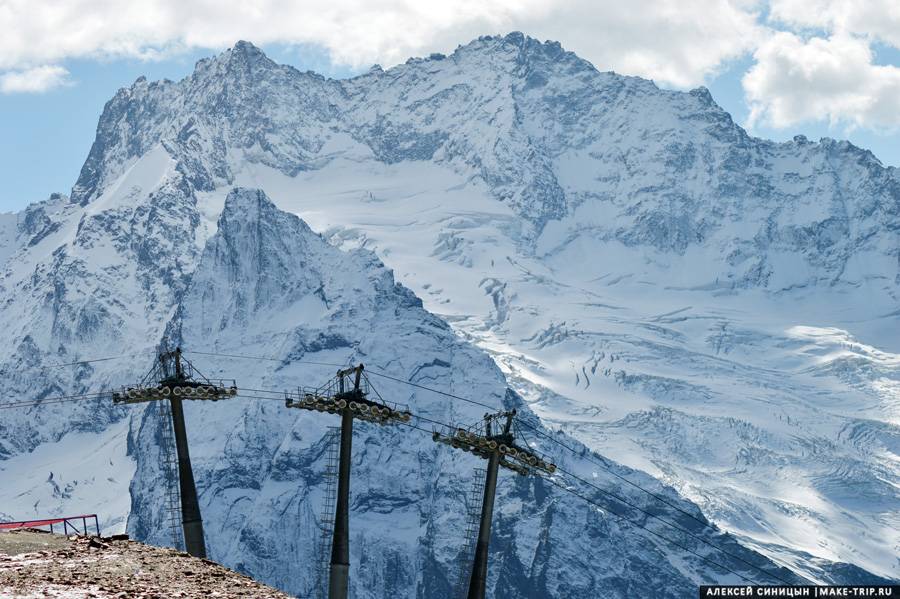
top-left (0, 530), bottom-right (71, 556)
top-left (0, 530), bottom-right (294, 598)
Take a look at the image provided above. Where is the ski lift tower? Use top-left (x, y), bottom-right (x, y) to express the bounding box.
top-left (112, 347), bottom-right (237, 558)
top-left (432, 410), bottom-right (556, 599)
top-left (284, 364), bottom-right (411, 599)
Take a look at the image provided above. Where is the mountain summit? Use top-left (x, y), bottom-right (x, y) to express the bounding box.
top-left (71, 35), bottom-right (898, 289)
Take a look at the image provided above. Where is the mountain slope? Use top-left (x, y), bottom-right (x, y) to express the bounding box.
top-left (0, 154), bottom-right (204, 533)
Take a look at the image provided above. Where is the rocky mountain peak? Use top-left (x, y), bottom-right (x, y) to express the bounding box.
top-left (62, 32), bottom-right (898, 286)
top-left (210, 187), bottom-right (320, 295)
top-left (231, 39), bottom-right (265, 59)
top-left (210, 39), bottom-right (277, 77)
top-left (220, 186), bottom-right (293, 230)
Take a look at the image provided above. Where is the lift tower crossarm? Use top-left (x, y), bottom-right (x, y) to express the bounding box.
top-left (111, 347), bottom-right (238, 559)
top-left (283, 364), bottom-right (411, 425)
top-left (112, 348), bottom-right (237, 405)
top-left (284, 364), bottom-right (411, 599)
top-left (432, 410), bottom-right (556, 599)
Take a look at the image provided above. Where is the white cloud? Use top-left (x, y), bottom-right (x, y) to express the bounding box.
top-left (0, 0), bottom-right (761, 88)
top-left (769, 0), bottom-right (900, 48)
top-left (2, 0), bottom-right (899, 136)
top-left (743, 32), bottom-right (900, 129)
top-left (512, 0), bottom-right (765, 88)
top-left (0, 65), bottom-right (71, 94)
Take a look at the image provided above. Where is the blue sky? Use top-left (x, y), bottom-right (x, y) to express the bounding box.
top-left (707, 47), bottom-right (900, 164)
top-left (2, 1), bottom-right (899, 212)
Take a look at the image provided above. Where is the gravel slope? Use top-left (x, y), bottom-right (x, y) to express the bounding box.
top-left (0, 530), bottom-right (292, 598)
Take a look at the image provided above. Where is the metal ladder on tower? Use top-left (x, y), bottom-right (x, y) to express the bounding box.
top-left (158, 400), bottom-right (184, 550)
top-left (316, 427), bottom-right (340, 599)
top-left (454, 467), bottom-right (486, 599)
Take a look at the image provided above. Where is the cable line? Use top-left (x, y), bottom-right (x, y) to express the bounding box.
top-left (397, 420), bottom-right (435, 436)
top-left (393, 410), bottom-right (773, 587)
top-left (543, 476), bottom-right (761, 585)
top-left (5, 350), bottom-right (798, 586)
top-left (235, 387), bottom-right (287, 395)
top-left (183, 349), bottom-right (497, 409)
top-left (515, 419), bottom-right (713, 529)
top-left (185, 350), bottom-right (347, 369)
top-left (399, 409), bottom-right (793, 586)
top-left (522, 418), bottom-right (793, 584)
top-left (43, 352), bottom-right (153, 369)
top-left (0, 391), bottom-right (109, 410)
top-left (551, 463), bottom-right (793, 585)
top-left (183, 354), bottom-right (792, 581)
top-left (371, 377), bottom-right (794, 585)
top-left (45, 356), bottom-right (121, 368)
top-left (354, 364), bottom-right (746, 551)
top-left (363, 370), bottom-right (499, 411)
top-left (361, 369), bottom-right (717, 525)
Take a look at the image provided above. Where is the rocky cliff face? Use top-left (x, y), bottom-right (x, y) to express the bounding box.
top-left (0, 31), bottom-right (896, 592)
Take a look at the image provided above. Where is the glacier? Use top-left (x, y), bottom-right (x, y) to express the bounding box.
top-left (0, 31), bottom-right (897, 596)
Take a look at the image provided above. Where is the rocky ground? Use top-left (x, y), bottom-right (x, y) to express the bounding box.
top-left (0, 530), bottom-right (293, 598)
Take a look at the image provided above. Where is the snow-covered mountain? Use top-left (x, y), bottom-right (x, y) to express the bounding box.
top-left (0, 182), bottom-right (809, 597)
top-left (0, 31), bottom-right (897, 594)
top-left (130, 187), bottom-right (812, 596)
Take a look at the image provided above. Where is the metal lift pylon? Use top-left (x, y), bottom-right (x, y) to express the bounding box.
top-left (158, 399), bottom-right (185, 550)
top-left (112, 347), bottom-right (237, 558)
top-left (315, 427), bottom-right (340, 599)
top-left (433, 410), bottom-right (557, 599)
top-left (284, 364), bottom-right (411, 599)
top-left (330, 401), bottom-right (353, 599)
top-left (454, 468), bottom-right (486, 599)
